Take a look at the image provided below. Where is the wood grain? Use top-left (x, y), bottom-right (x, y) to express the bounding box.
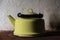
top-left (0, 31), bottom-right (60, 40)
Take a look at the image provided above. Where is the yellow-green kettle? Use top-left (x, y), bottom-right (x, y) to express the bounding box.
top-left (8, 9), bottom-right (45, 37)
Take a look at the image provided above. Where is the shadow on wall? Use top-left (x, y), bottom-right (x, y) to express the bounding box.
top-left (50, 21), bottom-right (60, 31)
top-left (41, 0), bottom-right (60, 31)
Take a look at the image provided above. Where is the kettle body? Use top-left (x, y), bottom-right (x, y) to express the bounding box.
top-left (8, 9), bottom-right (45, 37)
top-left (14, 18), bottom-right (39, 37)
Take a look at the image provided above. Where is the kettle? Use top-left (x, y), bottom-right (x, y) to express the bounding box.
top-left (8, 9), bottom-right (45, 37)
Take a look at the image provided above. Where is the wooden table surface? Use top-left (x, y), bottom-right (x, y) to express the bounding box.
top-left (0, 31), bottom-right (60, 40)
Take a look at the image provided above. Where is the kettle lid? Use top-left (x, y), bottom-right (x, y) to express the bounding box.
top-left (22, 9), bottom-right (33, 15)
top-left (17, 8), bottom-right (43, 18)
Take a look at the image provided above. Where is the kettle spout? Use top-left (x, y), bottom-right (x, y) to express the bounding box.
top-left (8, 15), bottom-right (15, 27)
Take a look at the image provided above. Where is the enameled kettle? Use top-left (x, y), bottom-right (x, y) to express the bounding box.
top-left (8, 9), bottom-right (44, 37)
